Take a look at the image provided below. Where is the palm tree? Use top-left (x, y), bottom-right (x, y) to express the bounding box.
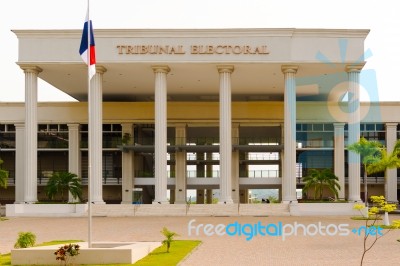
top-left (0, 159), bottom-right (9, 189)
top-left (302, 168), bottom-right (341, 200)
top-left (347, 137), bottom-right (382, 205)
top-left (368, 140), bottom-right (400, 190)
top-left (46, 171), bottom-right (82, 202)
top-left (161, 227), bottom-right (179, 253)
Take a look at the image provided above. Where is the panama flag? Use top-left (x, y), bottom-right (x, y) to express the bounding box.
top-left (79, 8), bottom-right (96, 79)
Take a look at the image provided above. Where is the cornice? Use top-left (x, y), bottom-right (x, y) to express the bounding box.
top-left (12, 28), bottom-right (370, 39)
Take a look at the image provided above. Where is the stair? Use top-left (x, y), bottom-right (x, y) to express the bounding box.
top-left (239, 203), bottom-right (290, 216)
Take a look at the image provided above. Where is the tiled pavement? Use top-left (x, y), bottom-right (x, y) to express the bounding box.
top-left (1, 215), bottom-right (399, 265)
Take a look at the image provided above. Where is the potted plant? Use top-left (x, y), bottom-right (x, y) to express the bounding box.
top-left (122, 133), bottom-right (131, 145)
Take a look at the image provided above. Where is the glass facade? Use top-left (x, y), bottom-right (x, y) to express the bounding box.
top-left (296, 123), bottom-right (334, 148)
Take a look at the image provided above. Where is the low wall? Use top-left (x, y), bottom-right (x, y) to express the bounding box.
top-left (289, 202), bottom-right (365, 216)
top-left (11, 241), bottom-right (161, 265)
top-left (6, 203), bottom-right (88, 217)
top-left (6, 203), bottom-right (366, 217)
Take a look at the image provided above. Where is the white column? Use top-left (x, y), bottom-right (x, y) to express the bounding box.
top-left (89, 66), bottom-right (106, 204)
top-left (282, 65), bottom-right (298, 203)
top-left (68, 124), bottom-right (81, 202)
top-left (218, 65), bottom-right (234, 204)
top-left (152, 65), bottom-right (170, 204)
top-left (121, 123), bottom-right (134, 204)
top-left (334, 123), bottom-right (345, 199)
top-left (385, 123), bottom-right (398, 202)
top-left (175, 124), bottom-right (187, 204)
top-left (232, 123), bottom-right (240, 203)
top-left (347, 65), bottom-right (363, 202)
top-left (14, 124), bottom-right (25, 203)
top-left (20, 65), bottom-right (42, 203)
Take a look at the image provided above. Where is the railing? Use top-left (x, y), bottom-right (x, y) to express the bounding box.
top-left (81, 139), bottom-right (122, 148)
top-left (296, 140), bottom-right (334, 148)
top-left (117, 137), bottom-right (282, 146)
top-left (0, 141), bottom-right (15, 149)
top-left (241, 153), bottom-right (279, 160)
top-left (240, 170), bottom-right (280, 178)
top-left (38, 140), bottom-right (68, 149)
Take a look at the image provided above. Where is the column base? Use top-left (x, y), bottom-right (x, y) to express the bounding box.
top-left (281, 200), bottom-right (298, 204)
top-left (152, 200), bottom-right (170, 204)
top-left (91, 201), bottom-right (106, 204)
top-left (121, 201), bottom-right (133, 204)
top-left (218, 199), bottom-right (234, 204)
top-left (174, 200), bottom-right (187, 204)
top-left (348, 199), bottom-right (363, 203)
top-left (24, 201), bottom-right (37, 204)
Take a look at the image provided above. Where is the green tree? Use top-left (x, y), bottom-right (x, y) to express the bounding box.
top-left (367, 140), bottom-right (400, 203)
top-left (161, 227), bottom-right (179, 253)
top-left (0, 158), bottom-right (9, 189)
top-left (367, 146), bottom-right (400, 180)
top-left (14, 231), bottom-right (36, 248)
top-left (347, 137), bottom-right (382, 205)
top-left (353, 196), bottom-right (400, 266)
top-left (302, 168), bottom-right (341, 200)
top-left (46, 172), bottom-right (82, 202)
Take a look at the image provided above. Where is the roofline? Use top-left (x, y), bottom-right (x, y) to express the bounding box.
top-left (12, 28), bottom-right (370, 39)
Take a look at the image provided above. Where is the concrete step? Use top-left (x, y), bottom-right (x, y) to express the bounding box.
top-left (187, 204), bottom-right (239, 216)
top-left (239, 204), bottom-right (290, 216)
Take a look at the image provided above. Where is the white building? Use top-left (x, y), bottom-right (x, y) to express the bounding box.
top-left (0, 28), bottom-right (399, 205)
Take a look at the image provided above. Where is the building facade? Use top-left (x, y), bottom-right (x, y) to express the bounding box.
top-left (0, 28), bottom-right (399, 204)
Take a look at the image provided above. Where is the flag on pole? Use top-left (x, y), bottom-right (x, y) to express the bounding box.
top-left (79, 9), bottom-right (96, 79)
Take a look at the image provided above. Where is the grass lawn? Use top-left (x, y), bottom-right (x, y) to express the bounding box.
top-left (133, 240), bottom-right (201, 266)
top-left (0, 240), bottom-right (201, 266)
top-left (351, 216), bottom-right (382, 220)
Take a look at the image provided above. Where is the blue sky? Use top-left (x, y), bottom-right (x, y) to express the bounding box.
top-left (0, 0), bottom-right (399, 102)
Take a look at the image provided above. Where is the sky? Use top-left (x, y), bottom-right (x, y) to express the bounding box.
top-left (0, 0), bottom-right (399, 102)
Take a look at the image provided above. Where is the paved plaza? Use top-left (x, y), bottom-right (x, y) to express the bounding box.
top-left (1, 215), bottom-right (399, 265)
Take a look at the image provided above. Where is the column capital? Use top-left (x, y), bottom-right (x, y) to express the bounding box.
top-left (281, 65), bottom-right (298, 74)
top-left (152, 65), bottom-right (170, 74)
top-left (345, 63), bottom-right (365, 73)
top-left (67, 123), bottom-right (80, 130)
top-left (174, 123), bottom-right (187, 129)
top-left (19, 64), bottom-right (42, 74)
top-left (385, 122), bottom-right (398, 128)
top-left (14, 123), bottom-right (25, 129)
top-left (95, 65), bottom-right (107, 74)
top-left (334, 123), bottom-right (346, 128)
top-left (217, 65), bottom-right (234, 73)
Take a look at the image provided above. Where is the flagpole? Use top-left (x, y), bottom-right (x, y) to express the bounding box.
top-left (87, 0), bottom-right (93, 249)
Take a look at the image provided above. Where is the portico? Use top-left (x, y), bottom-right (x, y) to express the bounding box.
top-left (1, 28), bottom-right (386, 205)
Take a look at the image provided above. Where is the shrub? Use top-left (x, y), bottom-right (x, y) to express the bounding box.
top-left (14, 231), bottom-right (36, 248)
top-left (54, 243), bottom-right (80, 265)
top-left (353, 196), bottom-right (400, 265)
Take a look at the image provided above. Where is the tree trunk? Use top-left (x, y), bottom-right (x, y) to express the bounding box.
top-left (364, 165), bottom-right (368, 207)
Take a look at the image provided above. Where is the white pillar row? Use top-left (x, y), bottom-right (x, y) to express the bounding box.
top-left (14, 123), bottom-right (25, 203)
top-left (232, 123), bottom-right (240, 203)
top-left (346, 64), bottom-right (364, 202)
top-left (175, 123), bottom-right (187, 204)
top-left (282, 65), bottom-right (298, 203)
top-left (121, 123), bottom-right (134, 204)
top-left (385, 123), bottom-right (398, 202)
top-left (89, 66), bottom-right (106, 204)
top-left (334, 123), bottom-right (345, 199)
top-left (68, 124), bottom-right (81, 202)
top-left (20, 65), bottom-right (42, 203)
top-left (217, 65), bottom-right (234, 204)
top-left (152, 65), bottom-right (170, 204)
